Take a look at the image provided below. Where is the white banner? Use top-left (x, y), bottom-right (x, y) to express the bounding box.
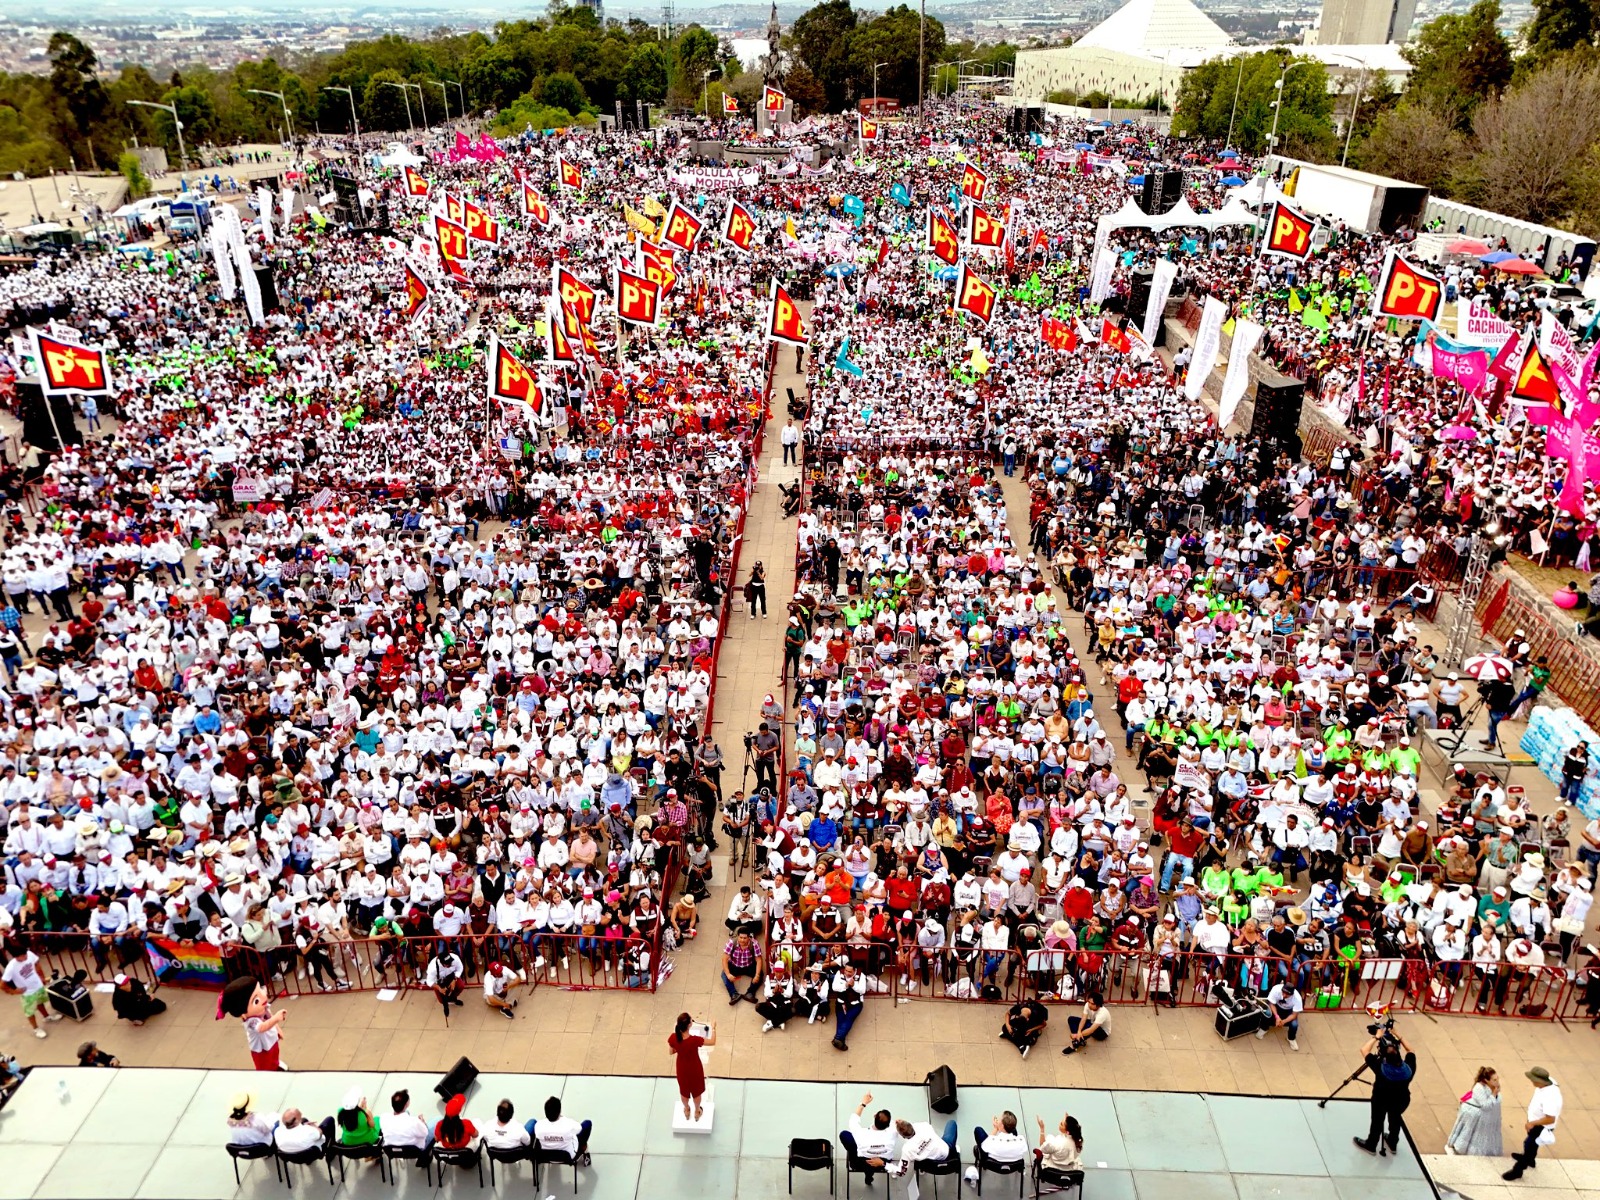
top-left (257, 186), bottom-right (274, 244)
top-left (1184, 295), bottom-right (1226, 402)
top-left (1088, 246), bottom-right (1117, 305)
top-left (670, 167), bottom-right (759, 190)
top-left (1141, 258), bottom-right (1178, 348)
top-left (1539, 310), bottom-right (1581, 381)
top-left (1456, 300), bottom-right (1514, 348)
top-left (1218, 318), bottom-right (1264, 431)
top-left (210, 219), bottom-right (236, 301)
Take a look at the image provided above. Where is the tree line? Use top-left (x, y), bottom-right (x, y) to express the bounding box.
top-left (0, 0), bottom-right (971, 181)
top-left (1173, 0), bottom-right (1600, 237)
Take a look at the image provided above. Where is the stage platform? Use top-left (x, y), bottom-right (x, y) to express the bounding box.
top-left (0, 1068), bottom-right (1439, 1199)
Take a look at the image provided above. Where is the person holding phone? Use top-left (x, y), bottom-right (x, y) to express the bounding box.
top-left (667, 1012), bottom-right (716, 1122)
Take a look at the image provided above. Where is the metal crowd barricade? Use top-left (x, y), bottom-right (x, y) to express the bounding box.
top-left (758, 938), bottom-right (1030, 1004)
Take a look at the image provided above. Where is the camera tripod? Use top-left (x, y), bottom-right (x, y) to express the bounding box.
top-left (1444, 694), bottom-right (1492, 757)
top-left (1316, 1059), bottom-right (1369, 1109)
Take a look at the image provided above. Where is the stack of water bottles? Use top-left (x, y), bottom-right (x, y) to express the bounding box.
top-left (1521, 706), bottom-right (1600, 817)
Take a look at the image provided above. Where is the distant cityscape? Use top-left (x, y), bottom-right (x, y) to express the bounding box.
top-left (0, 0), bottom-right (1535, 77)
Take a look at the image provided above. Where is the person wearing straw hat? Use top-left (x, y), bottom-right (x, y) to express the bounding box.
top-left (226, 1092), bottom-right (279, 1148)
top-left (1502, 1066), bottom-right (1562, 1180)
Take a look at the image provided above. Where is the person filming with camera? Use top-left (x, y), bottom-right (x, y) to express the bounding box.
top-left (1352, 1020), bottom-right (1417, 1157)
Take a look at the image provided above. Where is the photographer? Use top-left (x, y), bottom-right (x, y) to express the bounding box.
top-left (1352, 1023), bottom-right (1416, 1157)
top-left (752, 723), bottom-right (781, 793)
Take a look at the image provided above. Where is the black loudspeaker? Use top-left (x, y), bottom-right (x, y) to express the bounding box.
top-left (1138, 168), bottom-right (1184, 216)
top-left (637, 100), bottom-right (650, 131)
top-left (17, 382), bottom-right (81, 452)
top-left (435, 1056), bottom-right (480, 1101)
top-left (254, 266), bottom-right (279, 314)
top-left (1021, 106), bottom-right (1043, 134)
top-left (1128, 267), bottom-right (1154, 326)
top-left (926, 1064), bottom-right (959, 1114)
top-left (1251, 380), bottom-right (1306, 449)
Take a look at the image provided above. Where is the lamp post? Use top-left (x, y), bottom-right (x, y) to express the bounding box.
top-left (411, 83), bottom-right (429, 130)
top-left (381, 81), bottom-right (414, 131)
top-left (244, 88), bottom-right (295, 152)
top-left (702, 67), bottom-right (720, 116)
top-left (323, 85), bottom-right (361, 148)
top-left (429, 80), bottom-right (451, 125)
top-left (446, 80), bottom-right (466, 123)
top-left (1261, 57), bottom-right (1312, 203)
top-left (127, 99), bottom-right (186, 179)
top-left (917, 0), bottom-right (925, 127)
top-left (1224, 54), bottom-right (1246, 152)
top-left (873, 61), bottom-right (889, 109)
top-left (1324, 53), bottom-right (1369, 168)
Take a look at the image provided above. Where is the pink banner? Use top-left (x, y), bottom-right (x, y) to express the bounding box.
top-left (1428, 340), bottom-right (1489, 393)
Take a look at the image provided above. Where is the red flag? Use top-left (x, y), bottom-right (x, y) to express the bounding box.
top-left (720, 199), bottom-right (758, 253)
top-left (435, 215), bottom-right (469, 265)
top-left (1511, 337), bottom-right (1560, 406)
top-left (926, 211), bottom-right (960, 265)
top-left (960, 162), bottom-right (989, 202)
top-left (1041, 316), bottom-right (1076, 351)
top-left (660, 202), bottom-right (704, 253)
top-left (1263, 201), bottom-right (1315, 261)
top-left (521, 183), bottom-right (550, 226)
top-left (1100, 318), bottom-right (1131, 354)
top-left (546, 300), bottom-right (578, 365)
top-left (614, 267), bottom-right (662, 326)
top-left (443, 193), bottom-right (464, 224)
top-left (964, 203), bottom-right (1006, 249)
top-left (403, 166), bottom-right (429, 198)
top-left (638, 238), bottom-right (678, 295)
top-left (30, 330), bottom-right (111, 396)
top-left (878, 238), bottom-right (889, 266)
top-left (1372, 253), bottom-right (1444, 323)
top-left (765, 279), bottom-right (808, 346)
top-left (463, 200), bottom-right (500, 245)
top-left (953, 263), bottom-right (997, 324)
top-left (763, 85), bottom-right (786, 112)
top-left (723, 93), bottom-right (739, 114)
top-left (558, 158), bottom-right (583, 190)
top-left (402, 263), bottom-right (430, 320)
top-left (553, 266), bottom-right (598, 327)
top-left (858, 114), bottom-right (880, 142)
top-left (487, 333), bottom-right (543, 414)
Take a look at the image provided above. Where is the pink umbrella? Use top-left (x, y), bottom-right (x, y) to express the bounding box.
top-left (1446, 238), bottom-right (1490, 255)
top-left (1492, 258), bottom-right (1544, 275)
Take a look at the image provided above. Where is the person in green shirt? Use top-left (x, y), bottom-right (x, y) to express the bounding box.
top-left (335, 1088), bottom-right (381, 1146)
top-left (1200, 862), bottom-right (1232, 900)
top-left (1324, 726), bottom-right (1353, 763)
top-left (1230, 861), bottom-right (1262, 897)
top-left (1389, 741), bottom-right (1421, 778)
top-left (1359, 745), bottom-right (1390, 773)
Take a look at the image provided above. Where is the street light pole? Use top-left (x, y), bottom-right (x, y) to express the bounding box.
top-left (429, 80), bottom-right (451, 125)
top-left (1262, 56), bottom-right (1311, 203)
top-left (1224, 54), bottom-right (1246, 151)
top-left (127, 99), bottom-right (186, 180)
top-left (918, 0), bottom-right (925, 127)
top-left (447, 80), bottom-right (466, 124)
top-left (1332, 58), bottom-right (1369, 168)
top-left (702, 68), bottom-right (716, 115)
top-left (381, 81), bottom-right (414, 131)
top-left (323, 85), bottom-right (361, 153)
top-left (244, 88), bottom-right (295, 153)
top-left (411, 83), bottom-right (428, 130)
top-left (873, 61), bottom-right (889, 108)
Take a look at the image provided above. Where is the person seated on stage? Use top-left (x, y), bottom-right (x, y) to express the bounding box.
top-left (433, 1093), bottom-right (479, 1152)
top-left (380, 1089), bottom-right (433, 1152)
top-left (841, 1092), bottom-right (897, 1184)
top-left (335, 1087), bottom-right (382, 1147)
top-left (484, 1100), bottom-right (532, 1151)
top-left (111, 974), bottom-right (166, 1025)
top-left (974, 1111), bottom-right (1029, 1165)
top-left (1035, 1112), bottom-right (1086, 1185)
top-left (530, 1095), bottom-right (594, 1166)
top-left (274, 1108), bottom-right (335, 1156)
top-left (1060, 993), bottom-right (1110, 1055)
top-left (226, 1092), bottom-right (279, 1147)
top-left (998, 997), bottom-right (1049, 1058)
top-left (483, 961), bottom-right (525, 1020)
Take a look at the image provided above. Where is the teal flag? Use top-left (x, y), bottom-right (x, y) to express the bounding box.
top-left (835, 337), bottom-right (865, 378)
top-left (890, 181), bottom-right (912, 207)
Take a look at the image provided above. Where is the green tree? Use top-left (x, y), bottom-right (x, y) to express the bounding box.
top-left (845, 5), bottom-right (944, 108)
top-left (363, 67), bottom-right (415, 131)
top-left (1172, 52), bottom-right (1335, 157)
top-left (1351, 101), bottom-right (1469, 192)
top-left (784, 61), bottom-right (829, 115)
top-left (159, 84), bottom-right (217, 150)
top-left (48, 32), bottom-right (108, 165)
top-left (620, 42), bottom-right (669, 102)
top-left (538, 70), bottom-right (588, 115)
top-left (794, 0), bottom-right (859, 111)
top-left (117, 150), bottom-right (149, 199)
top-left (1402, 0), bottom-right (1514, 129)
top-left (672, 25), bottom-right (720, 108)
top-left (1526, 0), bottom-right (1597, 59)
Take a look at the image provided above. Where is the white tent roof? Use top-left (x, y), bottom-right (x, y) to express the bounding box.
top-left (1076, 0), bottom-right (1234, 52)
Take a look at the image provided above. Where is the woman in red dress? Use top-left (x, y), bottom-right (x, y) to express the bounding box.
top-left (666, 1012), bottom-right (716, 1122)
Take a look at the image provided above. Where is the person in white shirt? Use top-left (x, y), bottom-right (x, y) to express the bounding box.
top-left (226, 1092), bottom-right (280, 1147)
top-left (530, 1095), bottom-right (592, 1164)
top-left (973, 1110), bottom-right (1029, 1164)
top-left (273, 1108), bottom-right (334, 1155)
top-left (380, 1089), bottom-right (433, 1151)
top-left (1257, 980), bottom-right (1304, 1051)
top-left (1, 949), bottom-right (59, 1038)
top-left (842, 1092), bottom-right (898, 1184)
top-left (482, 1098), bottom-right (533, 1151)
top-left (1504, 1066), bottom-right (1562, 1179)
top-left (482, 960), bottom-right (525, 1020)
top-left (889, 1117), bottom-right (958, 1178)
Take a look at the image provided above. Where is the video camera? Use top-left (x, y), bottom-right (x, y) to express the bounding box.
top-left (743, 730), bottom-right (756, 753)
top-left (1365, 1004), bottom-right (1399, 1052)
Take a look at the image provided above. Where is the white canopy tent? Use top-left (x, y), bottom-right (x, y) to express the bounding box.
top-left (1093, 194), bottom-right (1261, 249)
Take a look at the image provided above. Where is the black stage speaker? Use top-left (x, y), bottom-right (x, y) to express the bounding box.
top-left (1021, 106), bottom-right (1043, 133)
top-left (1128, 267), bottom-right (1154, 327)
top-left (17, 381), bottom-right (81, 452)
top-left (1138, 168), bottom-right (1184, 216)
top-left (926, 1064), bottom-right (959, 1114)
top-left (637, 100), bottom-right (651, 131)
top-left (435, 1056), bottom-right (480, 1101)
top-left (254, 266), bottom-right (279, 314)
top-left (1251, 380), bottom-right (1306, 449)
